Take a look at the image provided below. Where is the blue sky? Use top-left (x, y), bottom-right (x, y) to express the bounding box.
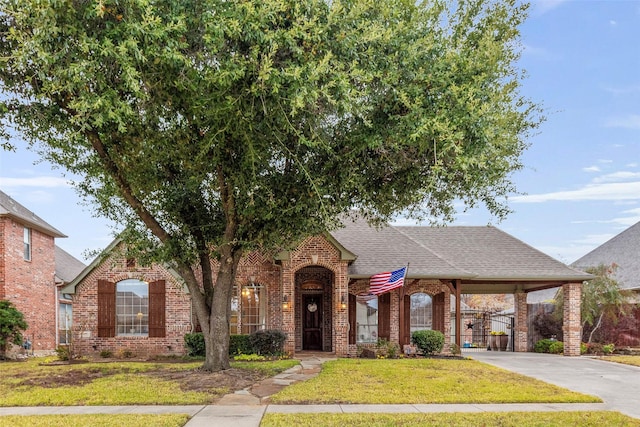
top-left (1, 0), bottom-right (639, 265)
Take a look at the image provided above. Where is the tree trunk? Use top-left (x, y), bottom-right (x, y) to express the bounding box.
top-left (587, 313), bottom-right (604, 344)
top-left (200, 245), bottom-right (242, 372)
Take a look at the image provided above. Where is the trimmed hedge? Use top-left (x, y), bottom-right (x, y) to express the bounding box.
top-left (230, 334), bottom-right (252, 355)
top-left (411, 330), bottom-right (445, 355)
top-left (249, 329), bottom-right (287, 356)
top-left (184, 330), bottom-right (286, 357)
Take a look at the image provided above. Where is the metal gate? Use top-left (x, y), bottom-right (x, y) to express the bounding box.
top-left (461, 312), bottom-right (514, 352)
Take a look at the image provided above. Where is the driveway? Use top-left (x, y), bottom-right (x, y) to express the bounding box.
top-left (467, 351), bottom-right (640, 419)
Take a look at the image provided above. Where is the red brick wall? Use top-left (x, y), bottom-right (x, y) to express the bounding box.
top-left (0, 218), bottom-right (57, 353)
top-left (72, 245), bottom-right (192, 357)
top-left (562, 282), bottom-right (582, 356)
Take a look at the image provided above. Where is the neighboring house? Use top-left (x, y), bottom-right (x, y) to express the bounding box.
top-left (571, 221), bottom-right (640, 346)
top-left (572, 221), bottom-right (640, 297)
top-left (61, 215), bottom-right (592, 357)
top-left (0, 190), bottom-right (84, 354)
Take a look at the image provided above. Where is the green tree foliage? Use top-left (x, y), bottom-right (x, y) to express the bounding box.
top-left (0, 0), bottom-right (541, 371)
top-left (555, 263), bottom-right (633, 343)
top-left (0, 300), bottom-right (28, 358)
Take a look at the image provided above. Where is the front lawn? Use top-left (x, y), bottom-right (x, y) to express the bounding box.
top-left (0, 358), bottom-right (297, 406)
top-left (0, 414), bottom-right (189, 427)
top-left (261, 412), bottom-right (640, 427)
top-left (270, 358), bottom-right (600, 404)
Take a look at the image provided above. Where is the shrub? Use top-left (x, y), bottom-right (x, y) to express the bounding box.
top-left (580, 342), bottom-right (588, 354)
top-left (185, 330), bottom-right (286, 357)
top-left (450, 343), bottom-right (461, 356)
top-left (230, 334), bottom-right (252, 355)
top-left (99, 349), bottom-right (113, 358)
top-left (55, 345), bottom-right (71, 361)
top-left (249, 329), bottom-right (287, 356)
top-left (548, 341), bottom-right (564, 354)
top-left (603, 343), bottom-right (615, 355)
top-left (117, 348), bottom-right (135, 359)
top-left (0, 300), bottom-right (28, 358)
top-left (534, 338), bottom-right (555, 353)
top-left (411, 330), bottom-right (445, 355)
top-left (184, 333), bottom-right (205, 357)
top-left (585, 342), bottom-right (604, 355)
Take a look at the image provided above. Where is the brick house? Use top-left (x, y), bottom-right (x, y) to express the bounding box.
top-left (62, 215), bottom-right (591, 357)
top-left (0, 190), bottom-right (84, 355)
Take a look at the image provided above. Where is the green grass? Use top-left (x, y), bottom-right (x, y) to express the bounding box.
top-left (601, 355), bottom-right (640, 367)
top-left (261, 412), bottom-right (640, 427)
top-left (0, 357), bottom-right (297, 406)
top-left (0, 414), bottom-right (189, 427)
top-left (270, 358), bottom-right (600, 404)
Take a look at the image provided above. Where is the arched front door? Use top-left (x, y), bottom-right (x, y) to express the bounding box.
top-left (294, 266), bottom-right (335, 352)
top-left (303, 294), bottom-right (323, 350)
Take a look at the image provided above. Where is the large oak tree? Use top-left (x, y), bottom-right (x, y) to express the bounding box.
top-left (0, 0), bottom-right (540, 371)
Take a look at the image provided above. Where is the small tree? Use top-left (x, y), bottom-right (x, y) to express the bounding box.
top-left (555, 263), bottom-right (633, 344)
top-left (0, 300), bottom-right (28, 359)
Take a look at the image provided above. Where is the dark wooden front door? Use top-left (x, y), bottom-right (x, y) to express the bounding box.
top-left (303, 295), bottom-right (322, 350)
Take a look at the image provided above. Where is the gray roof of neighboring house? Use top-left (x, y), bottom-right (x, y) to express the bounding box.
top-left (571, 221), bottom-right (640, 291)
top-left (330, 216), bottom-right (592, 293)
top-left (0, 190), bottom-right (66, 238)
top-left (55, 246), bottom-right (86, 284)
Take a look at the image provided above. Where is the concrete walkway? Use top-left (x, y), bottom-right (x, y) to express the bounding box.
top-left (1, 352), bottom-right (638, 426)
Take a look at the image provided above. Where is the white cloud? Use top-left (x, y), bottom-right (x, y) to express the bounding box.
top-left (0, 176), bottom-right (72, 188)
top-left (609, 20), bottom-right (617, 26)
top-left (605, 114), bottom-right (640, 129)
top-left (512, 181), bottom-right (640, 203)
top-left (583, 166), bottom-right (600, 173)
top-left (592, 171), bottom-right (640, 183)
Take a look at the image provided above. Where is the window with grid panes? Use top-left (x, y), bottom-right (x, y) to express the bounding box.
top-left (410, 292), bottom-right (432, 333)
top-left (116, 279), bottom-right (149, 336)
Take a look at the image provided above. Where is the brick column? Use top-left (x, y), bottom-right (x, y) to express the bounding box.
top-left (562, 282), bottom-right (582, 356)
top-left (514, 291), bottom-right (528, 352)
top-left (280, 262), bottom-right (296, 356)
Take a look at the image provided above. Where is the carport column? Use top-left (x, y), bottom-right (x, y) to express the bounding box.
top-left (562, 282), bottom-right (582, 356)
top-left (514, 290), bottom-right (528, 352)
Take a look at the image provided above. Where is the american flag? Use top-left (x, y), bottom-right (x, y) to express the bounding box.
top-left (369, 267), bottom-right (406, 295)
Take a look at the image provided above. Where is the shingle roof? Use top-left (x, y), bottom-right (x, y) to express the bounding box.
top-left (55, 246), bottom-right (86, 284)
top-left (330, 215), bottom-right (592, 291)
top-left (0, 190), bottom-right (66, 238)
top-left (398, 225), bottom-right (589, 281)
top-left (571, 221), bottom-right (640, 291)
top-left (330, 217), bottom-right (471, 279)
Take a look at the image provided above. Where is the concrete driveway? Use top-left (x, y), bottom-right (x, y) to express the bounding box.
top-left (467, 351), bottom-right (640, 419)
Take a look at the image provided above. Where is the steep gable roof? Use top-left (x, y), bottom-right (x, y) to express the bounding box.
top-left (571, 221), bottom-right (640, 291)
top-left (0, 190), bottom-right (66, 238)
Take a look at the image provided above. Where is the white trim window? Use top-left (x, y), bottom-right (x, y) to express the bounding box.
top-left (356, 294), bottom-right (378, 343)
top-left (23, 227), bottom-right (31, 261)
top-left (410, 292), bottom-right (433, 333)
top-left (116, 279), bottom-right (149, 336)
